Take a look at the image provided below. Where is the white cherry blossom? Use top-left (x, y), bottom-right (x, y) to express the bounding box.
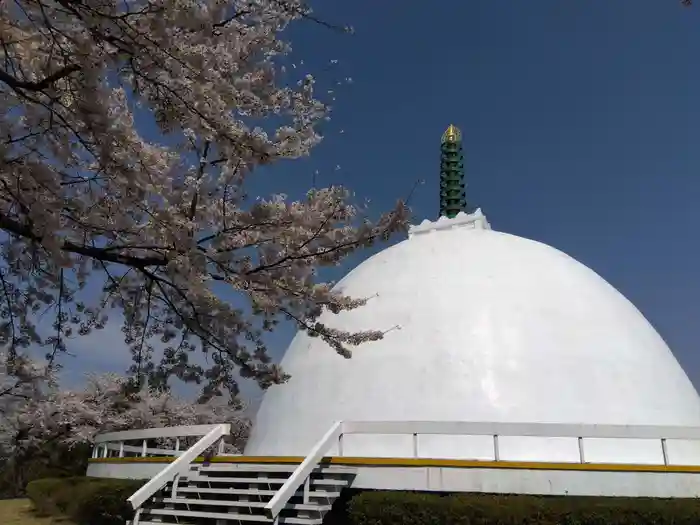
top-left (0, 0), bottom-right (409, 399)
top-left (0, 352), bottom-right (249, 459)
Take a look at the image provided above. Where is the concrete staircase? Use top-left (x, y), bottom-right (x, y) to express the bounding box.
top-left (131, 462), bottom-right (356, 525)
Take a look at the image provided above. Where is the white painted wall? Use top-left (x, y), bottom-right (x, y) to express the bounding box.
top-left (87, 462), bottom-right (164, 479)
top-left (246, 211), bottom-right (700, 460)
top-left (349, 466), bottom-right (700, 499)
top-left (86, 460), bottom-right (700, 499)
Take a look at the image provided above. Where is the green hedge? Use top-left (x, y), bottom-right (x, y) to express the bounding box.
top-left (26, 476), bottom-right (145, 525)
top-left (347, 491), bottom-right (700, 525)
top-left (26, 479), bottom-right (700, 525)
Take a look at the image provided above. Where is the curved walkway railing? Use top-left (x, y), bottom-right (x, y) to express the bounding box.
top-left (92, 424), bottom-right (230, 459)
top-left (264, 420), bottom-right (700, 519)
top-left (96, 421), bottom-right (700, 520)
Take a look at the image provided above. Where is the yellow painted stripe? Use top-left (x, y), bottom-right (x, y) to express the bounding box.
top-left (87, 455), bottom-right (700, 474)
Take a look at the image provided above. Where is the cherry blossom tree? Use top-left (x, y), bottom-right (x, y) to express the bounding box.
top-left (0, 0), bottom-right (409, 399)
top-left (0, 352), bottom-right (249, 493)
top-left (0, 350), bottom-right (53, 421)
top-left (16, 373), bottom-right (250, 450)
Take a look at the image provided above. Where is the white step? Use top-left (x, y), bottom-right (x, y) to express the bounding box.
top-left (142, 507), bottom-right (323, 524)
top-left (176, 486), bottom-right (341, 498)
top-left (198, 464), bottom-right (355, 474)
top-left (155, 497), bottom-right (332, 512)
top-left (189, 476), bottom-right (349, 486)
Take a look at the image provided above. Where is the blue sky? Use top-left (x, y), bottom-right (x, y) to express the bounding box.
top-left (59, 0), bottom-right (700, 404)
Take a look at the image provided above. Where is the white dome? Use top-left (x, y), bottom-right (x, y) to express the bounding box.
top-left (246, 211), bottom-right (700, 459)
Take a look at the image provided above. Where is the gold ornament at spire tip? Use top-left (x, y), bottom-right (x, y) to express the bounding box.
top-left (441, 124), bottom-right (462, 144)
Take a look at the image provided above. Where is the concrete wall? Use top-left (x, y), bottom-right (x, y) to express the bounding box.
top-left (87, 461), bottom-right (165, 479)
top-left (350, 465), bottom-right (700, 498)
top-left (87, 458), bottom-right (700, 498)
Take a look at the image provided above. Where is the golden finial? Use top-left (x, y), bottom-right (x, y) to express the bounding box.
top-left (441, 124), bottom-right (461, 144)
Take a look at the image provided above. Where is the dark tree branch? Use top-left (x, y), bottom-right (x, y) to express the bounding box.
top-left (0, 64), bottom-right (81, 92)
top-left (0, 212), bottom-right (168, 268)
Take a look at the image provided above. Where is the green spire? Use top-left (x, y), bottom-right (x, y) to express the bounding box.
top-left (439, 124), bottom-right (467, 219)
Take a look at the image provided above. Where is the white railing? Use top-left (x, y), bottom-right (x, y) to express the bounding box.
top-left (102, 442), bottom-right (183, 457)
top-left (92, 424), bottom-right (227, 459)
top-left (265, 422), bottom-right (342, 518)
top-left (125, 423), bottom-right (231, 511)
top-left (264, 420), bottom-right (700, 519)
top-left (340, 420), bottom-right (700, 463)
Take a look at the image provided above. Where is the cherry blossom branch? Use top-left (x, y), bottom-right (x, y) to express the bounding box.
top-left (0, 64), bottom-right (81, 92)
top-left (0, 0), bottom-right (410, 398)
top-left (0, 212), bottom-right (168, 268)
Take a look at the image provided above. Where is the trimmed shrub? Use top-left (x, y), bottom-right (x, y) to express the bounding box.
top-left (347, 491), bottom-right (700, 525)
top-left (25, 476), bottom-right (85, 515)
top-left (71, 478), bottom-right (145, 525)
top-left (27, 476), bottom-right (145, 525)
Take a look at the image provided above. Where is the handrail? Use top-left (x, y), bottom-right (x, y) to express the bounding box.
top-left (264, 421), bottom-right (342, 519)
top-left (95, 424), bottom-right (224, 443)
top-left (340, 421), bottom-right (700, 440)
top-left (127, 423), bottom-right (230, 510)
top-left (102, 442), bottom-right (183, 457)
top-left (263, 419), bottom-right (700, 518)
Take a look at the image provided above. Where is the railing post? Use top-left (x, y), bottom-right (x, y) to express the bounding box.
top-left (119, 441), bottom-right (125, 458)
top-left (141, 439), bottom-right (148, 457)
top-left (218, 437), bottom-right (225, 456)
top-left (412, 433), bottom-right (419, 458)
top-left (92, 445), bottom-right (98, 459)
top-left (661, 438), bottom-right (669, 466)
top-left (171, 473), bottom-right (180, 499)
top-left (302, 476), bottom-right (310, 504)
top-left (577, 437), bottom-right (585, 463)
top-left (493, 435), bottom-right (500, 461)
top-left (265, 421), bottom-right (342, 520)
top-left (175, 437), bottom-right (180, 453)
top-left (338, 433), bottom-right (344, 456)
top-left (102, 444), bottom-right (108, 458)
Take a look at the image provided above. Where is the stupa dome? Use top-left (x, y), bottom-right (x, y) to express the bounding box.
top-left (246, 210), bottom-right (700, 458)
